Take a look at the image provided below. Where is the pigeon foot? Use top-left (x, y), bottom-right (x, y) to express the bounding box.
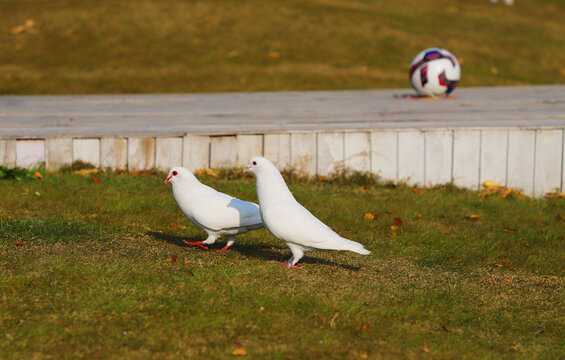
top-left (183, 240), bottom-right (209, 250)
top-left (219, 245), bottom-right (231, 252)
top-left (270, 260), bottom-right (302, 269)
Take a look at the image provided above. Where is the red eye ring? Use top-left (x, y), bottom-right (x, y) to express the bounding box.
top-left (172, 171), bottom-right (178, 176)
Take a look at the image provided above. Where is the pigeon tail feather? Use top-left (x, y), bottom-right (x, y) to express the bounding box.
top-left (335, 237), bottom-right (371, 255)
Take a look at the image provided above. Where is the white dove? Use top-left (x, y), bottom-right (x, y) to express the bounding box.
top-left (243, 156), bottom-right (371, 267)
top-left (164, 166), bottom-right (263, 251)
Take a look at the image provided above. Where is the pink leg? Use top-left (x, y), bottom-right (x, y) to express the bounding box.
top-left (183, 240), bottom-right (209, 250)
top-left (218, 238), bottom-right (234, 253)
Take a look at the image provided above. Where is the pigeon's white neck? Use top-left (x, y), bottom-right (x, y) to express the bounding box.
top-left (171, 173), bottom-right (202, 199)
top-left (255, 167), bottom-right (295, 205)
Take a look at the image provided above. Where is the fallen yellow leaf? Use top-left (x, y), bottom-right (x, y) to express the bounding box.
top-left (500, 187), bottom-right (512, 198)
top-left (363, 213), bottom-right (375, 220)
top-left (467, 214), bottom-right (481, 220)
top-left (232, 347), bottom-right (247, 356)
top-left (194, 168), bottom-right (218, 177)
top-left (33, 171), bottom-right (43, 179)
top-left (10, 25), bottom-right (26, 35)
top-left (390, 225), bottom-right (399, 230)
top-left (74, 168), bottom-right (99, 177)
top-left (483, 180), bottom-right (504, 190)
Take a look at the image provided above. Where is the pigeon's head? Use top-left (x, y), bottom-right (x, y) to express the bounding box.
top-left (243, 156), bottom-right (273, 175)
top-left (164, 166), bottom-right (193, 184)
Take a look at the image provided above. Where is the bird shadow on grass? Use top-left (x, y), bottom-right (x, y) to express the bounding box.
top-left (147, 231), bottom-right (360, 271)
top-left (230, 244), bottom-right (361, 271)
top-left (146, 231), bottom-right (202, 247)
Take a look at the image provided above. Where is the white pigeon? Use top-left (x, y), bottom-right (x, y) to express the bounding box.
top-left (243, 156), bottom-right (371, 267)
top-left (164, 166), bottom-right (263, 251)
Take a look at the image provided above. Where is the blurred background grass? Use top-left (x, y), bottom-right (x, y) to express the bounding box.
top-left (1, 0), bottom-right (564, 95)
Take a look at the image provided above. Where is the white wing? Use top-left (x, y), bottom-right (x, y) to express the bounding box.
top-left (264, 199), bottom-right (363, 252)
top-left (191, 187), bottom-right (262, 232)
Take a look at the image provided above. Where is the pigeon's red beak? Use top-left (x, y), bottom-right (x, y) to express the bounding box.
top-left (164, 175), bottom-right (173, 184)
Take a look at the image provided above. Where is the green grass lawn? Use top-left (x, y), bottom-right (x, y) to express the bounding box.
top-left (1, 0), bottom-right (564, 94)
top-left (1, 169), bottom-right (564, 359)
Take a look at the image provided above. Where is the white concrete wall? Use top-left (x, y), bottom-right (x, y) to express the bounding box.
top-left (1, 128), bottom-right (564, 197)
top-left (16, 140), bottom-right (44, 168)
top-left (156, 137), bottom-right (183, 171)
top-left (236, 135), bottom-right (263, 167)
top-left (453, 130), bottom-right (480, 190)
top-left (128, 137), bottom-right (155, 172)
top-left (264, 133), bottom-right (290, 170)
top-left (73, 138), bottom-right (100, 168)
top-left (290, 133), bottom-right (316, 175)
top-left (210, 135), bottom-right (237, 168)
top-left (371, 131), bottom-right (397, 182)
top-left (183, 135), bottom-right (209, 171)
top-left (46, 137), bottom-right (72, 170)
top-left (101, 137), bottom-right (127, 171)
top-left (0, 139), bottom-right (16, 167)
top-left (318, 132), bottom-right (344, 176)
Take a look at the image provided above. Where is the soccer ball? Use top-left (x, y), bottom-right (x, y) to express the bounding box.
top-left (409, 48), bottom-right (461, 97)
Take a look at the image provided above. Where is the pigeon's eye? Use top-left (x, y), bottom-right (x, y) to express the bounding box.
top-left (252, 161), bottom-right (257, 165)
top-left (172, 171), bottom-right (178, 176)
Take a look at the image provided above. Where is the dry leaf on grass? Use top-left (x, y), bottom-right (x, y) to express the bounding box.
top-left (74, 169), bottom-right (99, 177)
top-left (441, 325), bottom-right (453, 332)
top-left (363, 213), bottom-right (375, 220)
top-left (193, 168), bottom-right (218, 177)
top-left (481, 180), bottom-right (504, 193)
top-left (232, 347), bottom-right (247, 356)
